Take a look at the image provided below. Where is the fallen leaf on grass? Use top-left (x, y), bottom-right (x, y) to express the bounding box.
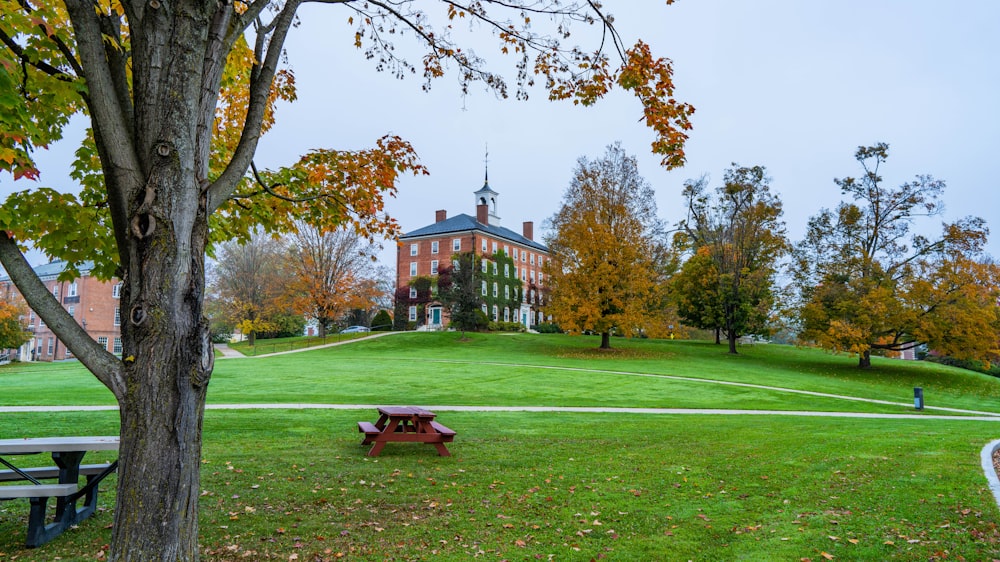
top-left (821, 552), bottom-right (834, 560)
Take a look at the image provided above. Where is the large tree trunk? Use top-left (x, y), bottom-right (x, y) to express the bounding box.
top-left (727, 332), bottom-right (738, 355)
top-left (110, 144), bottom-right (214, 560)
top-left (106, 2), bottom-right (216, 555)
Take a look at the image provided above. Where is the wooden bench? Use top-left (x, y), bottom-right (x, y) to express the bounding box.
top-left (0, 463), bottom-right (114, 482)
top-left (429, 421), bottom-right (456, 440)
top-left (0, 483), bottom-right (81, 548)
top-left (0, 483), bottom-right (78, 499)
top-left (0, 462), bottom-right (116, 548)
top-left (358, 421), bottom-right (381, 438)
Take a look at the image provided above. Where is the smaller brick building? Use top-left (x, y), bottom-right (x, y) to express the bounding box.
top-left (396, 182), bottom-right (550, 329)
top-left (0, 261), bottom-right (122, 362)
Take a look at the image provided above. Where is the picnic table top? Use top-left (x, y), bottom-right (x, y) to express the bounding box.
top-left (0, 436), bottom-right (120, 454)
top-left (377, 406), bottom-right (436, 417)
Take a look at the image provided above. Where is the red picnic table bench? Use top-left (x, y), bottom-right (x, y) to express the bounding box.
top-left (357, 406), bottom-right (456, 457)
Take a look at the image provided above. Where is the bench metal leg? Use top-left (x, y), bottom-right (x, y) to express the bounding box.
top-left (26, 496), bottom-right (76, 548)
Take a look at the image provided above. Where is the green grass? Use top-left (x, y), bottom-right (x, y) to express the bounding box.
top-left (2, 333), bottom-right (1000, 560)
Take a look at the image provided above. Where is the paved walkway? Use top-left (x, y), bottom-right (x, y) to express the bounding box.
top-left (213, 331), bottom-right (397, 359)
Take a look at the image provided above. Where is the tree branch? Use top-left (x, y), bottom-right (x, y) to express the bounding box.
top-left (206, 0), bottom-right (302, 211)
top-left (0, 232), bottom-right (125, 398)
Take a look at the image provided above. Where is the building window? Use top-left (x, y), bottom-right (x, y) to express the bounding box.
top-left (98, 337), bottom-right (109, 351)
top-left (47, 337), bottom-right (54, 356)
top-left (530, 271), bottom-right (535, 283)
top-left (408, 306), bottom-right (417, 321)
top-left (452, 259), bottom-right (459, 271)
top-left (113, 337), bottom-right (123, 354)
top-left (431, 241), bottom-right (439, 254)
top-left (52, 285), bottom-right (59, 298)
top-left (38, 316), bottom-right (45, 328)
top-left (504, 264), bottom-right (510, 277)
top-left (481, 281), bottom-right (487, 296)
top-left (481, 239), bottom-right (487, 252)
top-left (492, 305), bottom-right (499, 321)
top-left (430, 260), bottom-right (438, 275)
top-left (481, 259), bottom-right (487, 273)
top-left (453, 238), bottom-right (461, 251)
top-left (504, 307), bottom-right (510, 322)
top-left (492, 282), bottom-right (498, 297)
top-left (522, 252), bottom-right (526, 263)
top-left (409, 287), bottom-right (417, 299)
top-left (504, 245), bottom-right (509, 256)
top-left (114, 307), bottom-right (121, 326)
top-left (410, 243), bottom-right (418, 256)
top-left (521, 270), bottom-right (526, 281)
top-left (68, 282), bottom-right (78, 297)
top-left (504, 286), bottom-right (509, 299)
top-left (530, 253), bottom-right (535, 265)
top-left (28, 311), bottom-right (34, 324)
top-left (67, 305), bottom-right (75, 317)
top-left (410, 262), bottom-right (417, 276)
top-left (492, 262), bottom-right (497, 275)
top-left (513, 248), bottom-right (519, 260)
top-left (481, 304), bottom-right (488, 314)
top-left (530, 289), bottom-right (536, 302)
top-left (112, 283), bottom-right (122, 299)
top-left (490, 242), bottom-right (496, 254)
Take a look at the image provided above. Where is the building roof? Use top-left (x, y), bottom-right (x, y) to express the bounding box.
top-left (0, 260), bottom-right (94, 283)
top-left (401, 213), bottom-right (548, 252)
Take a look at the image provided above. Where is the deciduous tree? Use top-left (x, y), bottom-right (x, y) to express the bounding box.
top-left (674, 166), bottom-right (788, 353)
top-left (0, 2), bottom-right (693, 558)
top-left (284, 224), bottom-right (380, 337)
top-left (0, 301), bottom-right (30, 351)
top-left (544, 143), bottom-right (666, 349)
top-left (792, 143), bottom-right (998, 368)
top-left (208, 232), bottom-right (286, 346)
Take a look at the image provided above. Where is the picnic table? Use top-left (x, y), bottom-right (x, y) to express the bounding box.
top-left (357, 406), bottom-right (456, 457)
top-left (0, 436), bottom-right (119, 547)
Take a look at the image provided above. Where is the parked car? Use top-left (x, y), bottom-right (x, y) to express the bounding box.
top-left (340, 325), bottom-right (370, 333)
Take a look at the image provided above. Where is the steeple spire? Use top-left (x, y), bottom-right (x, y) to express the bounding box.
top-left (484, 143), bottom-right (489, 187)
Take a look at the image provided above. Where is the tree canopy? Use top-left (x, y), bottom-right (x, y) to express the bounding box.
top-left (0, 2), bottom-right (693, 558)
top-left (544, 143), bottom-right (667, 349)
top-left (792, 143), bottom-right (999, 368)
top-left (673, 165), bottom-right (788, 353)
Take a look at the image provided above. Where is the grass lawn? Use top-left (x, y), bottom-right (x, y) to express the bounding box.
top-left (1, 332), bottom-right (1000, 560)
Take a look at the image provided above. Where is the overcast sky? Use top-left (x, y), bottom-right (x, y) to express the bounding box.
top-left (8, 1), bottom-right (999, 267)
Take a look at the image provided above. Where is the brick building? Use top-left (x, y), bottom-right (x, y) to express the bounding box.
top-left (0, 261), bottom-right (122, 362)
top-left (396, 182), bottom-right (550, 330)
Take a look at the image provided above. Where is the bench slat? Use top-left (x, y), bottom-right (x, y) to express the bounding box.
top-left (357, 421), bottom-right (381, 435)
top-left (0, 483), bottom-right (77, 499)
top-left (429, 421), bottom-right (456, 436)
top-left (0, 463), bottom-right (114, 483)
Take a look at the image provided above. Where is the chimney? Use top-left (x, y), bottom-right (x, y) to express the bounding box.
top-left (522, 221), bottom-right (534, 241)
top-left (476, 204), bottom-right (489, 225)
top-left (435, 209), bottom-right (447, 223)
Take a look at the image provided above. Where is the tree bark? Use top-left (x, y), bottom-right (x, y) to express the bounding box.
top-left (859, 349), bottom-right (872, 369)
top-left (714, 327), bottom-right (721, 345)
top-left (600, 331), bottom-right (611, 349)
top-left (727, 332), bottom-right (738, 355)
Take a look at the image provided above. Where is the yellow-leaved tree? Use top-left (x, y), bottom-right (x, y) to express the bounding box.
top-left (544, 143), bottom-right (669, 349)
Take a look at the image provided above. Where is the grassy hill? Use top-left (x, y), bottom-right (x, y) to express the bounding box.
top-left (2, 333), bottom-right (1000, 560)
